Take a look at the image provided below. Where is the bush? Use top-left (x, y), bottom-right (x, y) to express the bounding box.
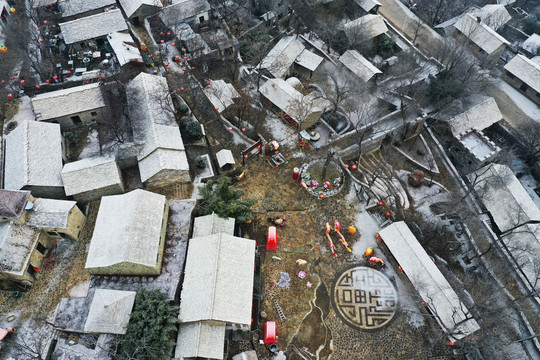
top-left (196, 156), bottom-right (207, 169)
top-left (186, 121), bottom-right (203, 140)
top-left (416, 149), bottom-right (426, 156)
top-left (376, 36), bottom-right (396, 59)
top-left (178, 104), bottom-right (189, 114)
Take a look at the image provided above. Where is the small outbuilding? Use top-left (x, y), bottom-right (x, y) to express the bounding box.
top-left (339, 50), bottom-right (381, 82)
top-left (160, 0), bottom-right (211, 28)
top-left (0, 190), bottom-right (32, 221)
top-left (503, 54), bottom-right (540, 105)
top-left (203, 80), bottom-right (240, 113)
top-left (343, 14), bottom-right (388, 42)
top-left (354, 0), bottom-right (382, 14)
top-left (26, 198), bottom-right (86, 241)
top-left (192, 213), bottom-right (235, 238)
top-left (85, 189), bottom-right (169, 275)
top-left (118, 0), bottom-right (162, 23)
top-left (107, 32), bottom-right (144, 67)
top-left (84, 289), bottom-right (137, 335)
top-left (61, 157), bottom-right (125, 203)
top-left (215, 149), bottom-right (236, 171)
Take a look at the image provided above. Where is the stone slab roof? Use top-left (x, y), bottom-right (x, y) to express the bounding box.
top-left (0, 222), bottom-right (41, 276)
top-left (85, 189), bottom-right (167, 272)
top-left (59, 9), bottom-right (128, 44)
top-left (192, 213), bottom-right (235, 238)
top-left (259, 36), bottom-right (305, 78)
top-left (504, 54), bottom-right (540, 94)
top-left (339, 50), bottom-right (381, 82)
top-left (84, 289), bottom-right (136, 334)
top-left (59, 0), bottom-right (116, 18)
top-left (295, 49), bottom-right (324, 72)
top-left (0, 190), bottom-right (31, 219)
top-left (4, 121), bottom-right (63, 191)
top-left (447, 96), bottom-right (503, 137)
top-left (26, 198), bottom-right (77, 230)
top-left (454, 13), bottom-right (509, 54)
top-left (61, 157), bottom-right (123, 197)
top-left (468, 4), bottom-right (511, 31)
top-left (31, 83), bottom-right (106, 121)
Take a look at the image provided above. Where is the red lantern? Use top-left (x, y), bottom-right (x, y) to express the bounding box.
top-left (180, 87), bottom-right (184, 91)
top-left (215, 107), bottom-right (219, 111)
top-left (45, 80), bottom-right (50, 84)
top-left (184, 57), bottom-right (188, 60)
top-left (32, 38), bottom-right (36, 41)
top-left (99, 76), bottom-right (103, 81)
top-left (43, 20), bottom-right (48, 24)
top-left (206, 81), bottom-right (211, 85)
top-left (35, 84), bottom-right (41, 89)
top-left (53, 75), bottom-right (58, 80)
top-left (10, 77), bottom-right (14, 80)
top-left (67, 70), bottom-right (72, 75)
top-left (421, 301), bottom-right (425, 305)
top-left (85, 80), bottom-right (89, 84)
top-left (257, 145), bottom-right (261, 149)
top-left (379, 201), bottom-right (384, 206)
top-left (228, 127), bottom-right (233, 131)
top-left (172, 43), bottom-right (176, 46)
top-left (39, 39), bottom-right (44, 43)
top-left (191, 66), bottom-right (195, 70)
top-left (7, 93), bottom-right (13, 98)
top-left (160, 32), bottom-right (164, 36)
top-left (183, 68), bottom-right (187, 71)
top-left (167, 32), bottom-right (171, 36)
top-left (1, 80), bottom-right (5, 84)
top-left (352, 165), bottom-right (357, 170)
top-left (164, 63), bottom-right (169, 67)
top-left (160, 40), bottom-right (165, 44)
top-left (14, 72), bottom-right (18, 76)
top-left (344, 164), bottom-right (349, 169)
top-left (448, 341), bottom-right (454, 346)
top-left (398, 265), bottom-right (402, 270)
top-left (203, 22), bottom-right (206, 25)
top-left (37, 28), bottom-right (41, 31)
top-left (386, 212), bottom-right (391, 217)
top-left (172, 90), bottom-right (177, 94)
top-left (20, 80), bottom-right (25, 84)
top-left (241, 128), bottom-right (246, 132)
top-left (244, 154), bottom-right (248, 159)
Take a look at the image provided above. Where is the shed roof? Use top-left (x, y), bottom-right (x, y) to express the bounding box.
top-left (118, 0), bottom-right (162, 18)
top-left (470, 164), bottom-right (540, 233)
top-left (0, 222), bottom-right (41, 276)
top-left (31, 83), bottom-right (106, 121)
top-left (504, 54), bottom-right (540, 94)
top-left (85, 189), bottom-right (167, 272)
top-left (59, 9), bottom-right (128, 44)
top-left (379, 222), bottom-right (480, 340)
top-left (344, 14), bottom-right (388, 40)
top-left (192, 213), bottom-right (235, 238)
top-left (454, 13), bottom-right (509, 54)
top-left (522, 33), bottom-right (540, 55)
top-left (107, 32), bottom-right (144, 66)
top-left (4, 121), bottom-right (63, 191)
top-left (447, 96), bottom-right (502, 137)
top-left (26, 198), bottom-right (77, 230)
top-left (161, 0), bottom-right (211, 27)
top-left (354, 0), bottom-right (382, 13)
top-left (259, 36), bottom-right (306, 78)
top-left (61, 157), bottom-right (123, 197)
top-left (138, 148), bottom-right (190, 184)
top-left (175, 321), bottom-right (226, 359)
top-left (215, 149), bottom-right (236, 169)
top-left (179, 233), bottom-right (255, 325)
top-left (84, 289), bottom-right (136, 334)
top-left (468, 4), bottom-right (511, 31)
top-left (339, 50), bottom-right (381, 82)
top-left (295, 49), bottom-right (324, 72)
top-left (0, 190), bottom-right (31, 219)
top-left (203, 80), bottom-right (240, 113)
top-left (59, 0), bottom-right (116, 17)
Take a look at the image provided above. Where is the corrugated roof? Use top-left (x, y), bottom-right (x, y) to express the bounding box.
top-left (31, 83), bottom-right (106, 121)
top-left (179, 233), bottom-right (255, 325)
top-left (161, 0), bottom-right (211, 27)
top-left (175, 321), bottom-right (226, 359)
top-left (84, 289), bottom-right (136, 334)
top-left (61, 157), bottom-right (123, 197)
top-left (85, 189), bottom-right (167, 273)
top-left (4, 121), bottom-right (64, 191)
top-left (59, 9), bottom-right (128, 44)
top-left (344, 14), bottom-right (388, 40)
top-left (454, 13), bottom-right (509, 54)
top-left (59, 0), bottom-right (116, 18)
top-left (192, 213), bottom-right (235, 238)
top-left (0, 222), bottom-right (41, 275)
top-left (118, 0), bottom-right (162, 18)
top-left (259, 36), bottom-right (306, 78)
top-left (504, 54), bottom-right (540, 94)
top-left (469, 163), bottom-right (540, 233)
top-left (26, 198), bottom-right (77, 229)
top-left (447, 96), bottom-right (503, 137)
top-left (379, 222), bottom-right (480, 340)
top-left (339, 50), bottom-right (381, 82)
top-left (0, 190), bottom-right (31, 219)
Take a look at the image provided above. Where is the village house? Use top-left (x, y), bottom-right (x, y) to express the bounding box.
top-left (118, 0), bottom-right (162, 25)
top-left (61, 157), bottom-right (125, 203)
top-left (85, 189), bottom-right (169, 275)
top-left (58, 0), bottom-right (116, 19)
top-left (378, 222), bottom-right (480, 341)
top-left (0, 190), bottom-right (33, 222)
top-left (442, 96), bottom-right (502, 172)
top-left (258, 36), bottom-right (324, 79)
top-left (203, 80), bottom-right (240, 114)
top-left (339, 49), bottom-right (381, 83)
top-left (84, 289), bottom-right (136, 334)
top-left (259, 78), bottom-right (328, 131)
top-left (106, 32), bottom-right (144, 67)
top-left (521, 33), bottom-right (540, 57)
top-left (160, 0), bottom-right (211, 29)
top-left (503, 54), bottom-right (540, 105)
top-left (126, 72), bottom-right (190, 188)
top-left (353, 0), bottom-right (382, 15)
top-left (435, 4), bottom-right (511, 36)
top-left (453, 13), bottom-right (510, 62)
top-left (175, 214), bottom-right (255, 360)
top-left (0, 0), bottom-right (14, 41)
top-left (3, 120), bottom-right (65, 199)
top-left (343, 14), bottom-right (389, 47)
top-left (58, 8), bottom-right (128, 49)
top-left (31, 83), bottom-right (107, 129)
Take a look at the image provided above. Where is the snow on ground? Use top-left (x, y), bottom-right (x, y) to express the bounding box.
top-left (68, 280), bottom-right (90, 297)
top-left (511, 157), bottom-right (540, 208)
top-left (9, 96), bottom-right (35, 123)
top-left (497, 80), bottom-right (540, 122)
top-left (263, 112), bottom-right (297, 148)
top-left (78, 129), bottom-right (100, 159)
top-left (230, 129), bottom-right (252, 146)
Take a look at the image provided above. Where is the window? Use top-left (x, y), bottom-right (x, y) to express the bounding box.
top-left (199, 16), bottom-right (205, 23)
top-left (506, 71), bottom-right (515, 79)
top-left (71, 115), bottom-right (82, 125)
top-left (36, 243), bottom-right (46, 255)
top-left (27, 264), bottom-right (37, 276)
top-left (46, 231), bottom-right (60, 238)
top-left (520, 82), bottom-right (529, 92)
top-left (91, 111), bottom-right (97, 116)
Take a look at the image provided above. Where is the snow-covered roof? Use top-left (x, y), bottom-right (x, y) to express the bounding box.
top-left (31, 83), bottom-right (106, 121)
top-left (61, 157), bottom-right (123, 197)
top-left (259, 36), bottom-right (306, 78)
top-left (107, 32), bottom-right (144, 67)
top-left (203, 80), bottom-right (240, 113)
top-left (502, 224), bottom-right (540, 291)
top-left (32, 0), bottom-right (56, 8)
top-left (447, 96), bottom-right (502, 137)
top-left (379, 222), bottom-right (480, 340)
top-left (179, 233), bottom-right (255, 325)
top-left (59, 9), bottom-right (128, 44)
top-left (454, 13), bottom-right (509, 54)
top-left (339, 50), bottom-right (381, 82)
top-left (161, 0), bottom-right (211, 27)
top-left (458, 131), bottom-right (499, 161)
top-left (118, 0), bottom-right (162, 18)
top-left (215, 149), bottom-right (236, 169)
top-left (85, 189), bottom-right (167, 273)
top-left (59, 0), bottom-right (116, 18)
top-left (175, 321), bottom-right (226, 359)
top-left (0, 190), bottom-right (31, 219)
top-left (344, 14), bottom-right (388, 41)
top-left (522, 33), bottom-right (540, 55)
top-left (295, 49), bottom-right (324, 72)
top-left (497, 0), bottom-right (515, 5)
top-left (192, 213), bottom-right (235, 238)
top-left (138, 148), bottom-right (190, 184)
top-left (0, 222), bottom-right (41, 276)
top-left (259, 78), bottom-right (325, 123)
top-left (84, 289), bottom-right (136, 335)
top-left (504, 54), bottom-right (540, 94)
top-left (26, 198), bottom-right (77, 230)
top-left (469, 163), bottom-right (540, 233)
top-left (468, 4), bottom-right (511, 31)
top-left (354, 0), bottom-right (381, 13)
top-left (4, 121), bottom-right (63, 192)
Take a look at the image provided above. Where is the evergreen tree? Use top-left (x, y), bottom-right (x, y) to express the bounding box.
top-left (199, 176), bottom-right (256, 222)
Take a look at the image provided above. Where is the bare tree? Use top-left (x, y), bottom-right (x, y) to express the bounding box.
top-left (516, 122), bottom-right (540, 165)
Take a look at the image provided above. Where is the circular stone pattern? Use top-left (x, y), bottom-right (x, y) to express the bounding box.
top-left (331, 266), bottom-right (398, 331)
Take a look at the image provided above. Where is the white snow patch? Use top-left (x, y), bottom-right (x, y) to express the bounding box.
top-left (497, 80), bottom-right (540, 122)
top-left (9, 96), bottom-right (35, 123)
top-left (231, 130), bottom-right (251, 146)
top-left (78, 129), bottom-right (101, 159)
top-left (68, 280), bottom-right (90, 297)
top-left (263, 113), bottom-right (297, 148)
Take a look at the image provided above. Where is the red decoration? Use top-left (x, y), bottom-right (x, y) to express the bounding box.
top-left (256, 145), bottom-right (261, 149)
top-left (386, 212), bottom-right (391, 216)
top-left (45, 80), bottom-right (50, 84)
top-left (85, 80), bottom-right (89, 84)
top-left (267, 226), bottom-right (277, 250)
top-left (244, 154), bottom-right (248, 159)
top-left (344, 164), bottom-right (349, 169)
top-left (160, 40), bottom-right (165, 44)
top-left (241, 128), bottom-right (246, 132)
top-left (202, 22), bottom-right (206, 25)
top-left (160, 32), bottom-right (164, 36)
top-left (32, 38), bottom-right (36, 41)
top-left (10, 77), bottom-right (14, 80)
top-left (14, 72), bottom-right (18, 76)
top-left (183, 68), bottom-right (187, 71)
top-left (43, 20), bottom-right (48, 24)
top-left (352, 165), bottom-right (357, 170)
top-left (164, 63), bottom-right (169, 67)
top-left (99, 76), bottom-right (103, 81)
top-left (53, 75), bottom-right (58, 80)
top-left (448, 341), bottom-right (454, 346)
top-left (39, 39), bottom-right (44, 43)
top-left (228, 127), bottom-right (233, 131)
top-left (421, 301), bottom-right (425, 305)
top-left (1, 80), bottom-right (5, 84)
top-left (35, 84), bottom-right (41, 89)
top-left (171, 43), bottom-right (176, 46)
top-left (184, 57), bottom-right (188, 60)
top-left (148, 55), bottom-right (152, 58)
top-left (167, 32), bottom-right (171, 36)
top-left (20, 80), bottom-right (25, 84)
top-left (37, 28), bottom-right (41, 31)
top-left (180, 87), bottom-right (184, 91)
top-left (172, 90), bottom-right (177, 94)
top-left (398, 265), bottom-right (402, 270)
top-left (379, 201), bottom-right (384, 206)
top-left (67, 70), bottom-right (72, 75)
top-left (214, 107), bottom-right (219, 111)
top-left (206, 81), bottom-right (211, 85)
top-left (191, 66), bottom-right (195, 70)
top-left (7, 93), bottom-right (13, 98)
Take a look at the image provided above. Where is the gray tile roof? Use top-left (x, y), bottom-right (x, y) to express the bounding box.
top-left (61, 157), bottom-right (123, 197)
top-left (26, 198), bottom-right (77, 230)
top-left (0, 222), bottom-right (41, 276)
top-left (161, 0), bottom-right (211, 27)
top-left (0, 190), bottom-right (31, 219)
top-left (118, 0), bottom-right (162, 18)
top-left (59, 9), bottom-right (128, 44)
top-left (84, 289), bottom-right (136, 334)
top-left (504, 54), bottom-right (540, 93)
top-left (454, 13), bottom-right (509, 54)
top-left (59, 0), bottom-right (116, 18)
